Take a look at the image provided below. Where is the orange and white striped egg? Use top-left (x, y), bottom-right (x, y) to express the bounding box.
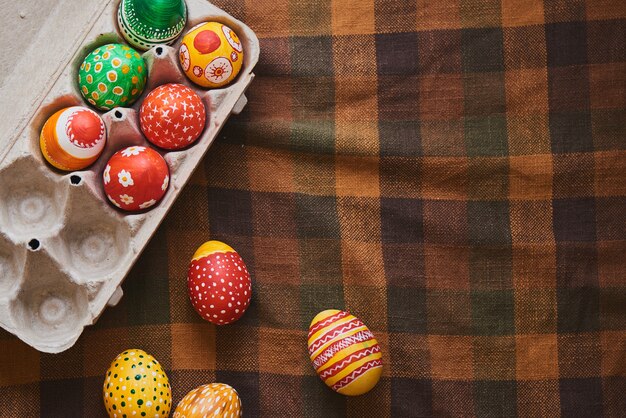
top-left (307, 309), bottom-right (382, 396)
top-left (173, 383), bottom-right (242, 417)
top-left (40, 106), bottom-right (106, 171)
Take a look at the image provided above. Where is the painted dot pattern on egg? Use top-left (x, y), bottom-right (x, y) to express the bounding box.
top-left (78, 43), bottom-right (147, 110)
top-left (307, 310), bottom-right (383, 396)
top-left (187, 241), bottom-right (252, 325)
top-left (140, 83), bottom-right (206, 150)
top-left (103, 349), bottom-right (171, 418)
top-left (173, 383), bottom-right (242, 418)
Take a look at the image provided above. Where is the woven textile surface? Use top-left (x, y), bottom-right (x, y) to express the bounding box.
top-left (1, 0), bottom-right (625, 416)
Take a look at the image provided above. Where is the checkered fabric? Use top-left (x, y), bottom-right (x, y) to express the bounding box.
top-left (1, 0), bottom-right (625, 416)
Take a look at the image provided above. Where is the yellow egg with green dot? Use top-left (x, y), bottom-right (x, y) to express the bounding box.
top-left (103, 349), bottom-right (172, 418)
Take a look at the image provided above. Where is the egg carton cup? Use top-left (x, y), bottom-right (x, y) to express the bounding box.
top-left (0, 0), bottom-right (259, 353)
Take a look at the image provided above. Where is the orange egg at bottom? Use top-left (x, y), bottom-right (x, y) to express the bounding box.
top-left (173, 383), bottom-right (242, 417)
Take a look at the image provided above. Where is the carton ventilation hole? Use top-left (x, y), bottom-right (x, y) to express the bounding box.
top-left (28, 239), bottom-right (40, 251)
top-left (70, 175), bottom-right (82, 185)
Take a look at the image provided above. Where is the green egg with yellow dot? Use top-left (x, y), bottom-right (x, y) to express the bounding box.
top-left (103, 349), bottom-right (171, 418)
top-left (78, 43), bottom-right (147, 111)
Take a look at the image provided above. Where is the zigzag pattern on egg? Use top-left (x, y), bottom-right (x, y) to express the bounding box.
top-left (307, 309), bottom-right (383, 396)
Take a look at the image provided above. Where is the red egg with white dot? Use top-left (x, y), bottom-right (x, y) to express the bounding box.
top-left (102, 146), bottom-right (169, 212)
top-left (139, 83), bottom-right (206, 150)
top-left (187, 241), bottom-right (252, 325)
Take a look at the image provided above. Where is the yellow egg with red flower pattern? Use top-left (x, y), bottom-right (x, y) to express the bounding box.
top-left (179, 21), bottom-right (244, 88)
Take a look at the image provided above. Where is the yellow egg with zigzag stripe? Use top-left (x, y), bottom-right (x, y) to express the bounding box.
top-left (307, 309), bottom-right (383, 396)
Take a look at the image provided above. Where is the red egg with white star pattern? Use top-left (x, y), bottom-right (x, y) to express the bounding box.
top-left (187, 241), bottom-right (252, 325)
top-left (103, 146), bottom-right (169, 211)
top-left (139, 83), bottom-right (206, 150)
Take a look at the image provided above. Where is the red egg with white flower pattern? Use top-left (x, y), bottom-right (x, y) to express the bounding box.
top-left (103, 146), bottom-right (169, 211)
top-left (140, 83), bottom-right (206, 150)
top-left (187, 241), bottom-right (252, 325)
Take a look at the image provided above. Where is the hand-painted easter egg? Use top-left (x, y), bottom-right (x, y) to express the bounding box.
top-left (307, 310), bottom-right (383, 396)
top-left (103, 146), bottom-right (169, 212)
top-left (187, 241), bottom-right (252, 325)
top-left (118, 0), bottom-right (187, 51)
top-left (103, 349), bottom-right (172, 418)
top-left (179, 22), bottom-right (244, 88)
top-left (39, 106), bottom-right (106, 171)
top-left (139, 83), bottom-right (206, 150)
top-left (78, 43), bottom-right (147, 110)
top-left (173, 383), bottom-right (242, 417)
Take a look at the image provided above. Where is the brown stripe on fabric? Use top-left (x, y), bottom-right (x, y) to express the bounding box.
top-left (517, 380), bottom-right (562, 417)
top-left (429, 335), bottom-right (474, 380)
top-left (347, 377), bottom-right (392, 418)
top-left (501, 0), bottom-right (545, 27)
top-left (252, 237), bottom-right (301, 284)
top-left (416, 0), bottom-right (462, 31)
top-left (510, 201), bottom-right (555, 243)
top-left (514, 289), bottom-right (558, 333)
top-left (420, 157), bottom-right (469, 200)
top-left (558, 333), bottom-right (603, 378)
top-left (515, 334), bottom-right (559, 380)
top-left (0, 384), bottom-right (40, 416)
top-left (600, 331), bottom-right (626, 377)
top-left (243, 0), bottom-right (290, 38)
top-left (171, 322), bottom-right (216, 371)
top-left (474, 335), bottom-right (517, 380)
top-left (389, 333), bottom-right (430, 379)
top-left (594, 151), bottom-right (626, 196)
top-left (216, 325), bottom-right (259, 373)
top-left (598, 241), bottom-right (626, 287)
top-left (341, 240), bottom-right (385, 286)
top-left (503, 25), bottom-right (547, 70)
top-left (512, 243), bottom-right (557, 289)
top-left (509, 154), bottom-right (553, 200)
top-left (419, 74), bottom-right (465, 121)
top-left (331, 0), bottom-right (376, 36)
top-left (586, 0), bottom-right (626, 19)
top-left (554, 153), bottom-right (595, 198)
top-left (335, 156), bottom-right (380, 197)
top-left (344, 285), bottom-right (388, 331)
top-left (421, 119), bottom-right (467, 156)
top-left (589, 63), bottom-right (626, 110)
top-left (247, 146), bottom-right (296, 194)
top-left (259, 328), bottom-right (309, 375)
top-left (425, 245), bottom-right (471, 290)
top-left (294, 153), bottom-right (336, 196)
top-left (0, 340), bottom-right (40, 387)
top-left (460, 0), bottom-right (502, 28)
top-left (82, 327), bottom-right (133, 377)
top-left (505, 68), bottom-right (549, 115)
top-left (289, 0), bottom-right (332, 36)
top-left (203, 142), bottom-right (251, 190)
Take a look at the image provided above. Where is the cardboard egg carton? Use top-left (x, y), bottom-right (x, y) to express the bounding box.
top-left (0, 0), bottom-right (259, 353)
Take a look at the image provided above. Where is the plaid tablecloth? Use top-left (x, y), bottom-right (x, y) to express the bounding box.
top-left (1, 0), bottom-right (624, 416)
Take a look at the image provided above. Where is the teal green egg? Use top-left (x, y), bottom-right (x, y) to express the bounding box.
top-left (118, 0), bottom-right (187, 51)
top-left (78, 43), bottom-right (147, 111)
